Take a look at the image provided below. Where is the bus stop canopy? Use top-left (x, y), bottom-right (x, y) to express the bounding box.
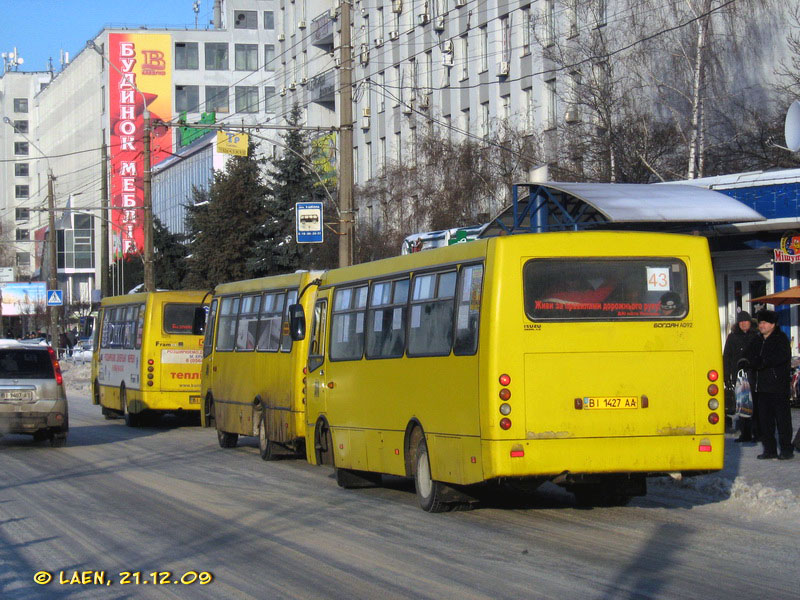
top-left (480, 182), bottom-right (766, 237)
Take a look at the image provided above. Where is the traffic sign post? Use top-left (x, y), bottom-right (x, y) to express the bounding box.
top-left (296, 202), bottom-right (324, 243)
top-left (46, 290), bottom-right (63, 306)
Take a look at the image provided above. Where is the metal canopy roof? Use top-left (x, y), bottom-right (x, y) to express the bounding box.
top-left (480, 182), bottom-right (766, 237)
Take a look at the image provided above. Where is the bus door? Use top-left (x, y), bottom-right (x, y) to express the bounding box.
top-left (306, 296), bottom-right (329, 421)
top-left (200, 298), bottom-right (218, 426)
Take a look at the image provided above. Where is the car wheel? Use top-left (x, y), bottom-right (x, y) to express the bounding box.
top-left (49, 433), bottom-right (67, 447)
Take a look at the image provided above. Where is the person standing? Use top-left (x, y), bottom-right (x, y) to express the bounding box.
top-left (742, 310), bottom-right (795, 460)
top-left (723, 311), bottom-right (757, 439)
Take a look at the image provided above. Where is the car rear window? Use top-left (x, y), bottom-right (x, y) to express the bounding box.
top-left (0, 349), bottom-right (54, 379)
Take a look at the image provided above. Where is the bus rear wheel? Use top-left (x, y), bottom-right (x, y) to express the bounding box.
top-left (258, 412), bottom-right (277, 461)
top-left (122, 387), bottom-right (142, 428)
top-left (217, 428), bottom-right (238, 448)
top-left (414, 436), bottom-right (448, 513)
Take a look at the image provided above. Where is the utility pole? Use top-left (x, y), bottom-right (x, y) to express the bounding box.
top-left (100, 142), bottom-right (109, 297)
top-left (338, 0), bottom-right (355, 267)
top-left (47, 173), bottom-right (59, 347)
top-left (142, 111), bottom-right (154, 292)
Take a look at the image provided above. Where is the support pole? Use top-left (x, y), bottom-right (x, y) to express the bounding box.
top-left (338, 0), bottom-right (354, 267)
top-left (100, 142), bottom-right (109, 298)
top-left (47, 173), bottom-right (59, 348)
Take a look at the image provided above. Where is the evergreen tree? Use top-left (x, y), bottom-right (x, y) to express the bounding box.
top-left (249, 103), bottom-right (337, 276)
top-left (153, 216), bottom-right (188, 289)
top-left (183, 140), bottom-right (268, 288)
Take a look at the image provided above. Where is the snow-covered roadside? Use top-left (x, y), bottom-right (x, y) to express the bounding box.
top-left (59, 357), bottom-right (799, 518)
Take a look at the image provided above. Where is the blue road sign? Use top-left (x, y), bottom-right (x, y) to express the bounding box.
top-left (296, 202), bottom-right (324, 243)
top-left (46, 290), bottom-right (63, 306)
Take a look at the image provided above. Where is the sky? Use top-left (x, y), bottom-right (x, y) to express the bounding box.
top-left (0, 1), bottom-right (217, 73)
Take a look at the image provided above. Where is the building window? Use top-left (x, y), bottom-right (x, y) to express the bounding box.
top-left (15, 229), bottom-right (29, 241)
top-left (57, 214), bottom-right (95, 269)
top-left (501, 16), bottom-right (511, 62)
top-left (522, 6), bottom-right (532, 54)
top-left (264, 10), bottom-right (275, 29)
top-left (461, 108), bottom-right (470, 135)
top-left (13, 120), bottom-right (28, 133)
top-left (596, 0), bottom-right (607, 27)
top-left (15, 163), bottom-right (29, 176)
top-left (480, 26), bottom-right (488, 73)
top-left (235, 86), bottom-right (259, 113)
top-left (175, 42), bottom-right (199, 69)
top-left (16, 208), bottom-right (30, 221)
top-left (16, 252), bottom-right (30, 268)
top-left (205, 86), bottom-right (229, 113)
top-left (524, 88), bottom-right (535, 132)
top-left (377, 72), bottom-right (385, 112)
top-left (544, 0), bottom-right (556, 47)
top-left (235, 44), bottom-right (258, 71)
top-left (15, 185), bottom-right (29, 199)
top-left (460, 35), bottom-right (469, 80)
top-left (481, 102), bottom-right (490, 138)
top-left (14, 142), bottom-right (29, 155)
top-left (13, 98), bottom-right (28, 113)
top-left (234, 10), bottom-right (258, 29)
top-left (546, 78), bottom-right (557, 129)
top-left (205, 43), bottom-right (228, 70)
top-left (175, 85), bottom-right (200, 113)
top-left (264, 44), bottom-right (276, 70)
top-left (265, 86), bottom-right (277, 113)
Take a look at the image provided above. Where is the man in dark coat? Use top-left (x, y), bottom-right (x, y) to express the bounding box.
top-left (742, 310), bottom-right (795, 460)
top-left (723, 311), bottom-right (757, 439)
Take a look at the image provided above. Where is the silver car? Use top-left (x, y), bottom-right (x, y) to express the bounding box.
top-left (0, 340), bottom-right (68, 446)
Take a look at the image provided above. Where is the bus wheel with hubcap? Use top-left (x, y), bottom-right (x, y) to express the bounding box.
top-left (217, 427), bottom-right (238, 448)
top-left (258, 412), bottom-right (277, 460)
top-left (414, 436), bottom-right (448, 513)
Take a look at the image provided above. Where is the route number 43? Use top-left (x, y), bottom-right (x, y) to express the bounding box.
top-left (646, 267), bottom-right (670, 291)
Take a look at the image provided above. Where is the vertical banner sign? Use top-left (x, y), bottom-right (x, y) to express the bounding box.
top-left (108, 33), bottom-right (173, 257)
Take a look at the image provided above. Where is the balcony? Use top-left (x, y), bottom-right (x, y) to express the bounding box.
top-left (311, 11), bottom-right (335, 49)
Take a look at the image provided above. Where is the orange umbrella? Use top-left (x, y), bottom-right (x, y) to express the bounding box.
top-left (751, 286), bottom-right (800, 305)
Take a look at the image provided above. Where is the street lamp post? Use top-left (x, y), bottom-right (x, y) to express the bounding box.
top-left (87, 40), bottom-right (155, 292)
top-left (3, 116), bottom-right (60, 347)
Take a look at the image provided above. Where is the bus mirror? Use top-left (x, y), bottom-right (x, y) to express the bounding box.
top-left (288, 304), bottom-right (306, 341)
top-left (192, 307), bottom-right (207, 336)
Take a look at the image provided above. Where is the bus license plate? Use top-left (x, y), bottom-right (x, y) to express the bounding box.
top-left (189, 396), bottom-right (200, 405)
top-left (583, 396), bottom-right (638, 409)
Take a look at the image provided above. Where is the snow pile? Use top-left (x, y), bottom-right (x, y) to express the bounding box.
top-left (650, 473), bottom-right (800, 514)
top-left (60, 359), bottom-right (92, 395)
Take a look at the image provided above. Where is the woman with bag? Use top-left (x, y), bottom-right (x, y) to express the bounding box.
top-left (723, 311), bottom-right (757, 440)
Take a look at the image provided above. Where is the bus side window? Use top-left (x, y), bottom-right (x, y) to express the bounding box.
top-left (280, 290), bottom-right (298, 352)
top-left (454, 264), bottom-right (483, 355)
top-left (408, 271), bottom-right (456, 357)
top-left (203, 299), bottom-right (218, 358)
top-left (308, 299), bottom-right (327, 372)
top-left (330, 286), bottom-right (367, 361)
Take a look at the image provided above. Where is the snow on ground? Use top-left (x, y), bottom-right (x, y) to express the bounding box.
top-left (59, 357), bottom-right (800, 518)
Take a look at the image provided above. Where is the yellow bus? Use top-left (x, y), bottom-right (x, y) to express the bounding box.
top-left (200, 271), bottom-right (319, 459)
top-left (291, 231), bottom-right (724, 511)
top-left (91, 291), bottom-right (208, 427)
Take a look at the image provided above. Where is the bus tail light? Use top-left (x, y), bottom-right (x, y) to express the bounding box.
top-left (708, 413), bottom-right (719, 425)
top-left (148, 359), bottom-right (154, 365)
top-left (499, 418), bottom-right (512, 430)
top-left (707, 398), bottom-right (719, 410)
top-left (707, 383), bottom-right (719, 396)
top-left (499, 374), bottom-right (511, 386)
top-left (699, 444), bottom-right (712, 452)
top-left (499, 403), bottom-right (511, 415)
top-left (510, 449), bottom-right (524, 457)
top-left (499, 388), bottom-right (511, 401)
top-left (707, 370), bottom-right (719, 382)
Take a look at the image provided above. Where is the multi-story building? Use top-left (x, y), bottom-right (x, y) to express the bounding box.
top-left (7, 0), bottom-right (279, 303)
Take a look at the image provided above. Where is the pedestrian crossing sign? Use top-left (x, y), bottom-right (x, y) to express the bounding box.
top-left (46, 290), bottom-right (63, 306)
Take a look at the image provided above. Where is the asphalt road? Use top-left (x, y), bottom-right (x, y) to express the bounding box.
top-left (1, 388), bottom-right (798, 600)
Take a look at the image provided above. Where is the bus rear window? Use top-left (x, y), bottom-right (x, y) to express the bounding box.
top-left (523, 258), bottom-right (688, 321)
top-left (163, 303), bottom-right (200, 334)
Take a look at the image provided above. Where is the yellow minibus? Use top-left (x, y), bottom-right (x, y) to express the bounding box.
top-left (291, 231), bottom-right (724, 511)
top-left (201, 271), bottom-right (319, 459)
top-left (91, 291), bottom-right (208, 426)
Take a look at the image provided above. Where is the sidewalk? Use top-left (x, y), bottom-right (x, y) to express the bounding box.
top-left (720, 407), bottom-right (800, 496)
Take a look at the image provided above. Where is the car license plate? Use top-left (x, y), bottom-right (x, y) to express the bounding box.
top-left (583, 396), bottom-right (638, 409)
top-left (0, 390), bottom-right (34, 401)
top-left (189, 395), bottom-right (200, 405)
